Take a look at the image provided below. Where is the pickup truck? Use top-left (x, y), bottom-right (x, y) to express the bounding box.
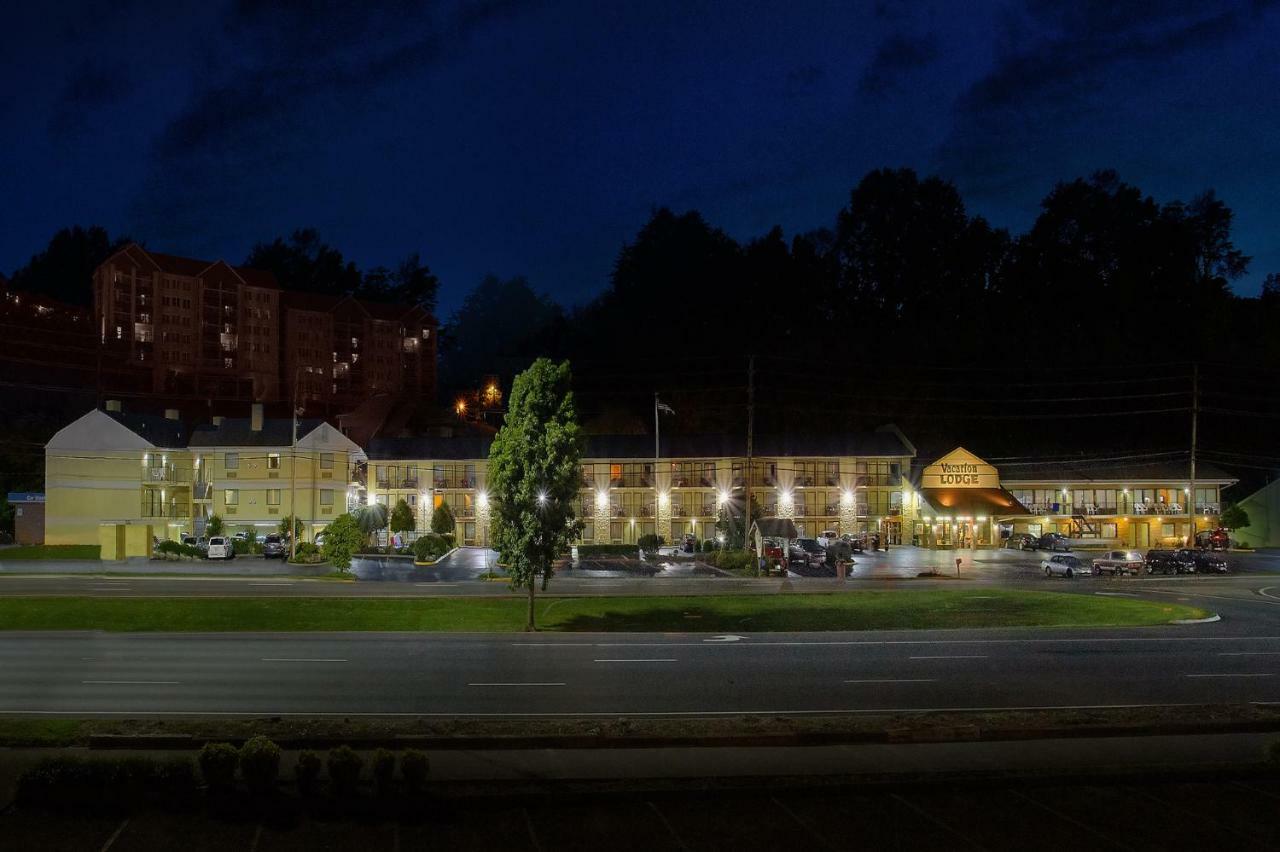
top-left (1090, 550), bottom-right (1144, 576)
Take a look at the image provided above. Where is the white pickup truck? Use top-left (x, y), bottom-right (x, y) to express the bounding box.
top-left (1090, 549), bottom-right (1143, 576)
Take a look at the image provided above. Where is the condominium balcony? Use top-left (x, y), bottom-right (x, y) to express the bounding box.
top-left (141, 503), bottom-right (189, 519)
top-left (432, 477), bottom-right (476, 489)
top-left (142, 466), bottom-right (192, 483)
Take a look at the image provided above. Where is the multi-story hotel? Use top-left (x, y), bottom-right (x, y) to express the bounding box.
top-left (43, 405), bottom-right (1236, 557)
top-left (91, 244), bottom-right (437, 406)
top-left (44, 403), bottom-right (364, 557)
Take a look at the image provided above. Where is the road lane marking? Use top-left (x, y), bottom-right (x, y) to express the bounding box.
top-left (82, 680), bottom-right (181, 685)
top-left (1218, 652), bottom-right (1280, 656)
top-left (468, 682), bottom-right (566, 687)
top-left (844, 678), bottom-right (937, 684)
top-left (261, 658), bottom-right (348, 663)
top-left (594, 658), bottom-right (678, 663)
top-left (1185, 673), bottom-right (1273, 678)
top-left (1094, 592), bottom-right (1138, 597)
top-left (515, 635), bottom-right (1280, 648)
top-left (909, 655), bottom-right (988, 660)
top-left (414, 583), bottom-right (460, 587)
top-left (249, 583), bottom-right (294, 586)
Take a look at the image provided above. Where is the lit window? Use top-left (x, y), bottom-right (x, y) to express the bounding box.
top-left (266, 489), bottom-right (280, 506)
top-left (319, 452), bottom-right (334, 470)
top-left (320, 489), bottom-right (334, 506)
top-left (267, 453), bottom-right (281, 470)
top-left (225, 453), bottom-right (239, 470)
top-left (224, 489), bottom-right (239, 506)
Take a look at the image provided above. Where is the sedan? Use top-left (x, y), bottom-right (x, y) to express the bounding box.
top-left (262, 534), bottom-right (287, 559)
top-left (1177, 548), bottom-right (1228, 574)
top-left (1042, 554), bottom-right (1085, 578)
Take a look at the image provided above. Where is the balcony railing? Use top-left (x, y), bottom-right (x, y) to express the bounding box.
top-left (141, 502), bottom-right (189, 519)
top-left (143, 466), bottom-right (192, 483)
top-left (432, 478), bottom-right (476, 489)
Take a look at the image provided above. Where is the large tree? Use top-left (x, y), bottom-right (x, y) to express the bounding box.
top-left (243, 228), bottom-right (362, 296)
top-left (8, 225), bottom-right (131, 304)
top-left (487, 358), bottom-right (583, 631)
top-left (438, 275), bottom-right (562, 391)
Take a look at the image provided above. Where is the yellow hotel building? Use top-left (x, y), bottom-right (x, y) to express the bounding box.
top-left (45, 403), bottom-right (364, 558)
top-left (45, 406), bottom-right (1234, 557)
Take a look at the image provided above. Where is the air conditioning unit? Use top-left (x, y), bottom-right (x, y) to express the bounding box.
top-left (269, 472), bottom-right (279, 479)
top-left (321, 471), bottom-right (332, 479)
top-left (227, 472), bottom-right (237, 479)
top-left (268, 508), bottom-right (279, 515)
top-left (226, 507), bottom-right (238, 515)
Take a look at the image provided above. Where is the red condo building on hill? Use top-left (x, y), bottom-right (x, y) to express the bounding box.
top-left (91, 244), bottom-right (436, 407)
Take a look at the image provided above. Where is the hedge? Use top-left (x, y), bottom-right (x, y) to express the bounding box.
top-left (155, 540), bottom-right (204, 559)
top-left (708, 549), bottom-right (757, 572)
top-left (413, 533), bottom-right (450, 561)
top-left (576, 544), bottom-right (639, 558)
top-left (16, 755), bottom-right (197, 813)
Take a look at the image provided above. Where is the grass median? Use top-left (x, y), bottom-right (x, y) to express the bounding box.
top-left (0, 589), bottom-right (1206, 633)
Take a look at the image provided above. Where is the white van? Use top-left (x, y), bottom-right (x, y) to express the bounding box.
top-left (206, 536), bottom-right (234, 560)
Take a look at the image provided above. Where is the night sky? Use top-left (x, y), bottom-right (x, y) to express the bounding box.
top-left (3, 1), bottom-right (1278, 315)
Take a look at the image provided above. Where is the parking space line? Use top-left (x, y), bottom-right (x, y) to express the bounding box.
top-left (646, 801), bottom-right (691, 852)
top-left (468, 682), bottom-right (565, 687)
top-left (82, 680), bottom-right (181, 685)
top-left (1184, 673), bottom-right (1272, 678)
top-left (594, 658), bottom-right (677, 663)
top-left (889, 792), bottom-right (988, 850)
top-left (909, 655), bottom-right (988, 660)
top-left (1009, 789), bottom-right (1135, 851)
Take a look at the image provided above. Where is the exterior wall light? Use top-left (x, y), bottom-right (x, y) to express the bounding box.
top-left (840, 490), bottom-right (853, 506)
top-left (658, 492), bottom-right (669, 507)
top-left (537, 492), bottom-right (547, 505)
top-left (596, 491), bottom-right (609, 508)
top-left (477, 492), bottom-right (489, 508)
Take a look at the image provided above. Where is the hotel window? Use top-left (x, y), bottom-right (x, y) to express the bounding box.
top-left (319, 452), bottom-right (334, 471)
top-left (319, 490), bottom-right (334, 507)
top-left (266, 489), bottom-right (281, 506)
top-left (225, 453), bottom-right (239, 470)
top-left (224, 489), bottom-right (239, 506)
top-left (1101, 522), bottom-right (1118, 538)
top-left (267, 453), bottom-right (281, 470)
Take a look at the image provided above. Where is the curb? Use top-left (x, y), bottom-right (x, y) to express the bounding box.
top-left (82, 717), bottom-right (1280, 752)
top-left (1172, 613), bottom-right (1222, 625)
top-left (412, 546), bottom-right (460, 567)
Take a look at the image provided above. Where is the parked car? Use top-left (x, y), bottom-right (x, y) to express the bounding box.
top-left (839, 534), bottom-right (865, 553)
top-left (1037, 533), bottom-right (1072, 552)
top-left (761, 537), bottom-right (785, 560)
top-left (233, 530), bottom-right (256, 544)
top-left (1145, 550), bottom-right (1192, 575)
top-left (181, 535), bottom-right (208, 554)
top-left (1178, 547), bottom-right (1228, 574)
top-left (788, 538), bottom-right (826, 568)
top-left (262, 534), bottom-right (287, 559)
top-left (1005, 533), bottom-right (1037, 551)
top-left (206, 536), bottom-right (234, 560)
top-left (1091, 550), bottom-right (1144, 576)
top-left (1042, 554), bottom-right (1085, 578)
top-left (1194, 528), bottom-right (1231, 551)
top-left (817, 530), bottom-right (840, 549)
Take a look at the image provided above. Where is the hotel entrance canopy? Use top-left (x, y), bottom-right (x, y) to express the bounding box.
top-left (917, 487), bottom-right (1028, 519)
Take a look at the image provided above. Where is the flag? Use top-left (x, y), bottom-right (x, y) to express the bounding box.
top-left (656, 401), bottom-right (675, 415)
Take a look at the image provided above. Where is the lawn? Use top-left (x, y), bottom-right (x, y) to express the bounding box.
top-left (0, 544), bottom-right (100, 560)
top-left (0, 590), bottom-right (1205, 633)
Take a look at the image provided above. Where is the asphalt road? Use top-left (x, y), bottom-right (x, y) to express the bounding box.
top-left (6, 610), bottom-right (1280, 717)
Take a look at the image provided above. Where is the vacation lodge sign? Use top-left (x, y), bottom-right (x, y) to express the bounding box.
top-left (921, 448), bottom-right (1000, 490)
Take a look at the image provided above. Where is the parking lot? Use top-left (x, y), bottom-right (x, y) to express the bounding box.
top-left (5, 773), bottom-right (1280, 851)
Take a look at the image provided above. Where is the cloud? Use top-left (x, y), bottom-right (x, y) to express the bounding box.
top-left (858, 32), bottom-right (939, 96)
top-left (47, 59), bottom-right (134, 137)
top-left (935, 0), bottom-right (1276, 195)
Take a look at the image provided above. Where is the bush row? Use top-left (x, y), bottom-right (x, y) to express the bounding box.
top-left (199, 740), bottom-right (430, 798)
top-left (576, 544), bottom-right (639, 558)
top-left (289, 541), bottom-right (326, 564)
top-left (155, 540), bottom-right (204, 559)
top-left (16, 755), bottom-right (198, 813)
top-left (706, 549), bottom-right (757, 572)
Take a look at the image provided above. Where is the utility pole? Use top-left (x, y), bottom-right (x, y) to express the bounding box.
top-left (1188, 362), bottom-right (1198, 547)
top-left (744, 356), bottom-right (755, 546)
top-left (289, 367), bottom-right (300, 562)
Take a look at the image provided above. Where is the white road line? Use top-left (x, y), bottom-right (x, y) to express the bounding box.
top-left (594, 658), bottom-right (678, 663)
top-left (1185, 673), bottom-right (1273, 678)
top-left (1094, 592), bottom-right (1138, 597)
top-left (468, 682), bottom-right (566, 687)
top-left (414, 583), bottom-right (460, 587)
top-left (261, 658), bottom-right (348, 663)
top-left (82, 680), bottom-right (181, 685)
top-left (514, 635), bottom-right (1280, 648)
top-left (248, 582), bottom-right (294, 586)
top-left (1218, 651), bottom-right (1280, 656)
top-left (909, 655), bottom-right (988, 660)
top-left (843, 678), bottom-right (937, 684)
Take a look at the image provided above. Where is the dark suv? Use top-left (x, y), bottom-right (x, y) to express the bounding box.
top-left (1145, 550), bottom-right (1193, 574)
top-left (1177, 548), bottom-right (1228, 574)
top-left (262, 534), bottom-right (287, 559)
top-left (788, 538), bottom-right (826, 568)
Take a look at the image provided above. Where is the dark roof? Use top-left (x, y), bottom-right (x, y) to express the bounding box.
top-left (367, 435), bottom-right (494, 460)
top-left (144, 250), bottom-right (278, 290)
top-left (998, 459), bottom-right (1236, 484)
top-left (103, 410), bottom-right (189, 449)
top-left (365, 430), bottom-right (913, 462)
top-left (919, 487), bottom-right (1029, 517)
top-left (189, 417), bottom-right (326, 447)
top-left (751, 518), bottom-right (800, 539)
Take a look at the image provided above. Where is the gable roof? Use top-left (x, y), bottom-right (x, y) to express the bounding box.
top-left (188, 417), bottom-right (327, 448)
top-left (102, 244), bottom-right (278, 289)
top-left (46, 409), bottom-right (187, 451)
top-left (998, 459), bottom-right (1236, 485)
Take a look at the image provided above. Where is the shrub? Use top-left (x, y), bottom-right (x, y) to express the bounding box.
top-left (14, 755), bottom-right (197, 813)
top-left (322, 514), bottom-right (364, 571)
top-left (441, 532), bottom-right (456, 549)
top-left (372, 748), bottom-right (396, 796)
top-left (413, 533), bottom-right (448, 561)
top-left (431, 500), bottom-right (456, 535)
top-left (400, 750), bottom-right (429, 793)
top-left (295, 750), bottom-right (323, 797)
top-left (708, 549), bottom-right (757, 572)
top-left (198, 742), bottom-right (239, 791)
top-left (702, 539), bottom-right (717, 552)
top-left (637, 533), bottom-right (664, 551)
top-left (291, 541), bottom-right (323, 564)
top-left (239, 736), bottom-right (281, 795)
top-left (576, 544), bottom-right (638, 558)
top-left (327, 745), bottom-right (363, 796)
top-left (206, 514), bottom-right (225, 537)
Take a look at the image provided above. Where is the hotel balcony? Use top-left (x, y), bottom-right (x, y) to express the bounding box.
top-left (143, 466), bottom-right (192, 483)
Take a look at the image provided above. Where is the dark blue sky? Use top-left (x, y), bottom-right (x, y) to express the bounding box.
top-left (3, 1), bottom-right (1278, 315)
